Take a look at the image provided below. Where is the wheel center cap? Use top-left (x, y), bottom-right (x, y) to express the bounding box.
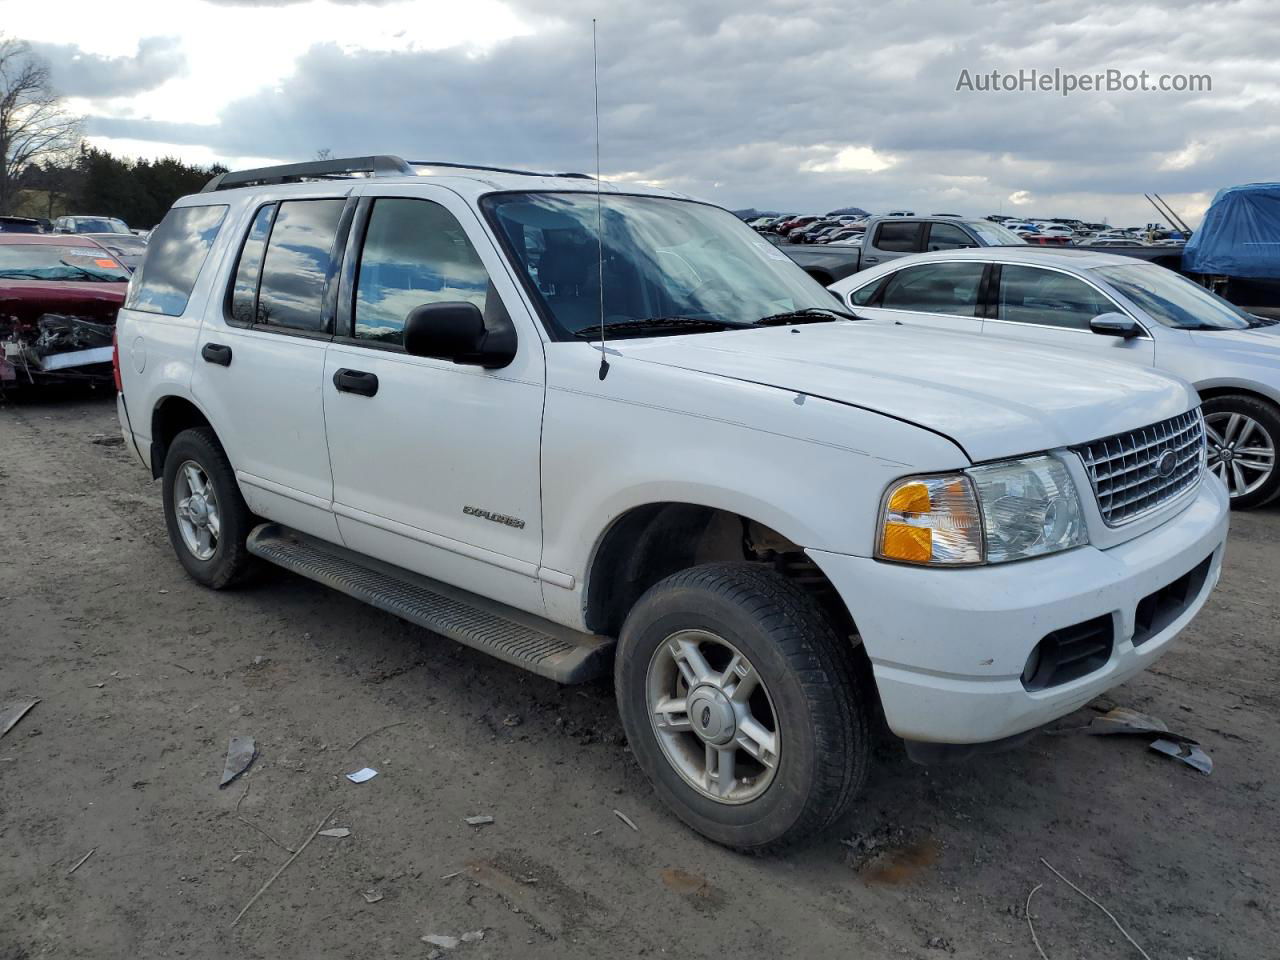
top-left (687, 685), bottom-right (736, 745)
top-left (189, 495), bottom-right (209, 524)
top-left (1218, 447), bottom-right (1234, 462)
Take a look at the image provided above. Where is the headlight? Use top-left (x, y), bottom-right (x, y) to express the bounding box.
top-left (877, 455), bottom-right (1087, 566)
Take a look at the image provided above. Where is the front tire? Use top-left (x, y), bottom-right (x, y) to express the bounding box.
top-left (1202, 394), bottom-right (1280, 508)
top-left (614, 563), bottom-right (871, 850)
top-left (162, 427), bottom-right (255, 588)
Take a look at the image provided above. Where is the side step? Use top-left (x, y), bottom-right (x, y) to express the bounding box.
top-left (246, 523), bottom-right (614, 684)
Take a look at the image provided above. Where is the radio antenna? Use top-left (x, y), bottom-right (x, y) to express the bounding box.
top-left (592, 18), bottom-right (609, 381)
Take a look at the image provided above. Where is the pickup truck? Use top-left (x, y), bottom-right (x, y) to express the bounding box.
top-left (779, 215), bottom-right (1026, 284)
top-left (116, 156), bottom-right (1227, 850)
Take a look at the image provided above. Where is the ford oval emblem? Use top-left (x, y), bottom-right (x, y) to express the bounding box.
top-left (1156, 450), bottom-right (1177, 478)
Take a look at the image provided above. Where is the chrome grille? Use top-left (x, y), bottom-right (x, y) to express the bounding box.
top-left (1075, 409), bottom-right (1205, 526)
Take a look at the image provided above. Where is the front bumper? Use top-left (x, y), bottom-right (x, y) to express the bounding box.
top-left (810, 477), bottom-right (1229, 745)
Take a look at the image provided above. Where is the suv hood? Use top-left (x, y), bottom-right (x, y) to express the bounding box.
top-left (620, 321), bottom-right (1196, 462)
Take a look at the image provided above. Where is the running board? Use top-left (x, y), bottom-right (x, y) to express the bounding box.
top-left (246, 523), bottom-right (614, 684)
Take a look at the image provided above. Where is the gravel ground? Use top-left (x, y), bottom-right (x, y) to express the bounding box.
top-left (1, 390), bottom-right (1276, 960)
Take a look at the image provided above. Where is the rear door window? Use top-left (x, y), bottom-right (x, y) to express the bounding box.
top-left (873, 221), bottom-right (923, 252)
top-left (228, 204), bottom-right (276, 324)
top-left (125, 204), bottom-right (228, 317)
top-left (878, 262), bottom-right (986, 316)
top-left (255, 199), bottom-right (346, 332)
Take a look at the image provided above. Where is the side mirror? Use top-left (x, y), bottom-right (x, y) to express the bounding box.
top-left (403, 301), bottom-right (515, 368)
top-left (1089, 312), bottom-right (1141, 339)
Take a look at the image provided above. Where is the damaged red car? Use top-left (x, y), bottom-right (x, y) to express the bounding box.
top-left (0, 234), bottom-right (130, 387)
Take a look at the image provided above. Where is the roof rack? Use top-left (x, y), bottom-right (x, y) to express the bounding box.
top-left (200, 155), bottom-right (416, 192)
top-left (411, 160), bottom-right (593, 180)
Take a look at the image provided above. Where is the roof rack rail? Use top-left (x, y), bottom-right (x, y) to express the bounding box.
top-left (200, 155), bottom-right (416, 193)
top-left (411, 160), bottom-right (593, 180)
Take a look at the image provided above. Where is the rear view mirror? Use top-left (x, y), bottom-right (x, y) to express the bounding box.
top-left (403, 301), bottom-right (515, 368)
top-left (1090, 312), bottom-right (1141, 339)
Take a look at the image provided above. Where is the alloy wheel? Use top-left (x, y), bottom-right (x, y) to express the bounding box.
top-left (1204, 411), bottom-right (1276, 498)
top-left (173, 459), bottom-right (221, 561)
top-left (646, 629), bottom-right (780, 804)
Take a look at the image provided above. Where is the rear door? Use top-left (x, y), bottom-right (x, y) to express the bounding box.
top-left (983, 262), bottom-right (1156, 366)
top-left (190, 193), bottom-right (353, 542)
top-left (845, 260), bottom-right (987, 335)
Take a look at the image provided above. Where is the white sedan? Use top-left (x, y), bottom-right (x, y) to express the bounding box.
top-left (830, 247), bottom-right (1280, 507)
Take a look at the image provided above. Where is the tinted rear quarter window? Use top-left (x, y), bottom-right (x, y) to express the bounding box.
top-left (125, 205), bottom-right (228, 316)
top-left (255, 199), bottom-right (346, 331)
top-left (229, 204), bottom-right (276, 324)
top-left (874, 221), bottom-right (923, 252)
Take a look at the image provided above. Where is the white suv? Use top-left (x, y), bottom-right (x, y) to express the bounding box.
top-left (115, 156), bottom-right (1229, 849)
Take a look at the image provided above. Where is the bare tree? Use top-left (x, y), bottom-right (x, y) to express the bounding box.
top-left (0, 35), bottom-right (81, 215)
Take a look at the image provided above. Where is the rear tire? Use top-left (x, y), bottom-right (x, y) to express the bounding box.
top-left (614, 562), bottom-right (871, 851)
top-left (1202, 394), bottom-right (1280, 508)
top-left (162, 427), bottom-right (255, 588)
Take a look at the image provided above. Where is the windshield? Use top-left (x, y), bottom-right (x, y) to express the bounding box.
top-left (0, 244), bottom-right (130, 282)
top-left (1093, 263), bottom-right (1256, 330)
top-left (965, 220), bottom-right (1026, 245)
top-left (483, 193), bottom-right (840, 338)
top-left (71, 217), bottom-right (130, 234)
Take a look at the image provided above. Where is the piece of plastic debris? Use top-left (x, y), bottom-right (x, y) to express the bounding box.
top-left (0, 698), bottom-right (40, 739)
top-left (461, 930), bottom-right (485, 942)
top-left (1150, 738), bottom-right (1213, 774)
top-left (361, 888), bottom-right (383, 903)
top-left (440, 871), bottom-right (461, 880)
top-left (422, 934), bottom-right (460, 949)
top-left (318, 827), bottom-right (351, 838)
top-left (89, 682), bottom-right (105, 688)
top-left (345, 767), bottom-right (378, 783)
top-left (613, 809), bottom-right (639, 831)
top-left (463, 815), bottom-right (494, 826)
top-left (503, 714), bottom-right (523, 727)
top-left (1086, 707), bottom-right (1169, 736)
top-left (219, 736), bottom-right (257, 788)
top-left (67, 848), bottom-right (95, 875)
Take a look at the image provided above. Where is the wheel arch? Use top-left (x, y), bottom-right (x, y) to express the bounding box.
top-left (149, 395), bottom-right (217, 479)
top-left (582, 500), bottom-right (858, 645)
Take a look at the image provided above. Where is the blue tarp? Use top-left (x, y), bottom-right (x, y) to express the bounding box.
top-left (1183, 182), bottom-right (1280, 279)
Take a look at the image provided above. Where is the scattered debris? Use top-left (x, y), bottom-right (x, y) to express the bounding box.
top-left (236, 782), bottom-right (295, 854)
top-left (361, 888), bottom-right (383, 904)
top-left (1150, 738), bottom-right (1213, 774)
top-left (89, 434), bottom-right (124, 446)
top-left (461, 930), bottom-right (485, 943)
top-left (422, 934), bottom-right (460, 949)
top-left (345, 720), bottom-right (407, 753)
top-left (0, 697), bottom-right (40, 739)
top-left (1025, 883), bottom-right (1049, 960)
top-left (463, 815), bottom-right (494, 826)
top-left (613, 809), bottom-right (639, 831)
top-left (926, 935), bottom-right (955, 952)
top-left (67, 848), bottom-right (96, 876)
top-left (1039, 857), bottom-right (1153, 960)
top-left (89, 682), bottom-right (105, 688)
top-left (502, 713), bottom-right (523, 727)
top-left (345, 767), bottom-right (378, 784)
top-left (1084, 707), bottom-right (1212, 773)
top-left (440, 871), bottom-right (461, 880)
top-left (318, 827), bottom-right (351, 838)
top-left (231, 805), bottom-right (339, 927)
top-left (219, 736), bottom-right (257, 788)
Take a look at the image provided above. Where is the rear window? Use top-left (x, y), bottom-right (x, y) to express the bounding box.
top-left (0, 243), bottom-right (130, 282)
top-left (126, 205), bottom-right (228, 316)
top-left (874, 221), bottom-right (923, 252)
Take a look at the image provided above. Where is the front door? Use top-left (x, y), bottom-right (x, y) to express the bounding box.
top-left (321, 187), bottom-right (547, 614)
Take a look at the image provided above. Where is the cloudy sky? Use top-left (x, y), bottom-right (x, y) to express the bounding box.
top-left (7, 0), bottom-right (1279, 226)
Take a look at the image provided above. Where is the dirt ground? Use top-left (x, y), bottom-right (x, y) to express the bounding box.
top-left (1, 390), bottom-right (1276, 960)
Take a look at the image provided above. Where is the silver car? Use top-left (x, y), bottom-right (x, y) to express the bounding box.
top-left (830, 247), bottom-right (1280, 507)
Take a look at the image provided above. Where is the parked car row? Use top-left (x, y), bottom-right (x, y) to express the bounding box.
top-left (109, 156), bottom-right (1245, 854)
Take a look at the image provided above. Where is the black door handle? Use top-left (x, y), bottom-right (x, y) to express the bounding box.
top-left (333, 368), bottom-right (379, 397)
top-left (201, 343), bottom-right (232, 366)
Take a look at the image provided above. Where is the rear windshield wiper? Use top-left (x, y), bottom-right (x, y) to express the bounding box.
top-left (573, 316), bottom-right (737, 339)
top-left (753, 307), bottom-right (859, 326)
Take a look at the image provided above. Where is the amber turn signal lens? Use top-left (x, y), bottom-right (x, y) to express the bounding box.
top-left (877, 474), bottom-right (984, 565)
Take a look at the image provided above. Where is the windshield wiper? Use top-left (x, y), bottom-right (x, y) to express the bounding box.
top-left (753, 307), bottom-right (859, 326)
top-left (0, 270), bottom-right (46, 280)
top-left (573, 316), bottom-right (737, 339)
